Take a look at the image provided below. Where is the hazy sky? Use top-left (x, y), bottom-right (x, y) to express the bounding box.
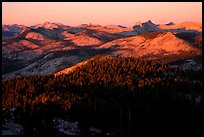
top-left (2, 2), bottom-right (202, 27)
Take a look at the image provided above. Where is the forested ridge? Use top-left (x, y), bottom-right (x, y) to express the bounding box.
top-left (2, 55), bottom-right (203, 136)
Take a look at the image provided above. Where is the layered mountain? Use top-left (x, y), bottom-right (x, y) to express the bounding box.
top-left (133, 20), bottom-right (160, 34)
top-left (98, 32), bottom-right (201, 58)
top-left (2, 26), bottom-right (114, 78)
top-left (132, 20), bottom-right (202, 34)
top-left (2, 24), bottom-right (26, 40)
top-left (2, 21), bottom-right (202, 78)
top-left (64, 29), bottom-right (121, 46)
top-left (55, 32), bottom-right (202, 76)
top-left (30, 21), bottom-right (69, 30)
top-left (158, 21), bottom-right (202, 32)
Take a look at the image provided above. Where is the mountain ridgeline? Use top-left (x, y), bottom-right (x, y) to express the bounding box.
top-left (2, 21), bottom-right (202, 78)
top-left (2, 21), bottom-right (203, 135)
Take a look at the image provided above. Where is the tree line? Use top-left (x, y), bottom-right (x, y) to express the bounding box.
top-left (2, 55), bottom-right (203, 136)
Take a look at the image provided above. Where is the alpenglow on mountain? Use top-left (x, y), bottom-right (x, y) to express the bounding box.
top-left (2, 20), bottom-right (202, 78)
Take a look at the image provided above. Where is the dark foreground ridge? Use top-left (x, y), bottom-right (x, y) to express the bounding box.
top-left (2, 55), bottom-right (203, 136)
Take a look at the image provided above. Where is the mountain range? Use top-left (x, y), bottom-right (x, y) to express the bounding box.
top-left (2, 20), bottom-right (202, 78)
